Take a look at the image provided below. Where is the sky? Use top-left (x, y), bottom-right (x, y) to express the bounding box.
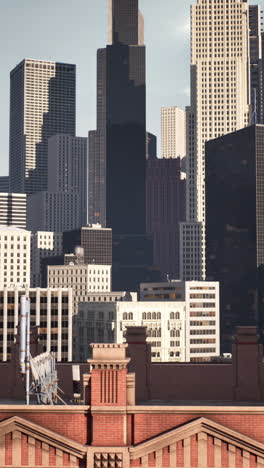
top-left (0, 0), bottom-right (263, 176)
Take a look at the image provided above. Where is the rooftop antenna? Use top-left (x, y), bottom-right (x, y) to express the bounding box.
top-left (19, 295), bottom-right (65, 405)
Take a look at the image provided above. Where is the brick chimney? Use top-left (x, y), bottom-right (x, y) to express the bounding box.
top-left (232, 326), bottom-right (264, 401)
top-left (85, 343), bottom-right (135, 446)
top-left (126, 326), bottom-right (151, 401)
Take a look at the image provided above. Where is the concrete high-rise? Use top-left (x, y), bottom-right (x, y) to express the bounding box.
top-left (0, 193), bottom-right (27, 228)
top-left (161, 106), bottom-right (186, 159)
top-left (88, 0), bottom-right (146, 234)
top-left (48, 135), bottom-right (88, 225)
top-left (180, 0), bottom-right (251, 281)
top-left (9, 59), bottom-right (76, 194)
top-left (205, 125), bottom-right (264, 351)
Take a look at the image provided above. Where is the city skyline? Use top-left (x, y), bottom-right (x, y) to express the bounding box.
top-left (1, 0), bottom-right (259, 177)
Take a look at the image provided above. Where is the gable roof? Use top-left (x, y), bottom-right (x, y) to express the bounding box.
top-left (0, 416), bottom-right (86, 459)
top-left (130, 416), bottom-right (264, 460)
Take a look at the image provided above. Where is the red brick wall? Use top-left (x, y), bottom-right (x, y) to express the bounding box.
top-left (132, 413), bottom-right (264, 445)
top-left (92, 414), bottom-right (125, 446)
top-left (0, 412), bottom-right (89, 444)
top-left (91, 369), bottom-right (128, 406)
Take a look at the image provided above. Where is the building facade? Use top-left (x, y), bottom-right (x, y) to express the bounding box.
top-left (31, 231), bottom-right (63, 287)
top-left (0, 226), bottom-right (31, 289)
top-left (146, 157), bottom-right (186, 279)
top-left (0, 287), bottom-right (72, 362)
top-left (161, 106), bottom-right (186, 159)
top-left (63, 224), bottom-right (112, 266)
top-left (48, 264), bottom-right (112, 314)
top-left (88, 0), bottom-right (146, 235)
top-left (48, 135), bottom-right (88, 225)
top-left (0, 193), bottom-right (27, 228)
top-left (206, 124), bottom-right (264, 351)
top-left (27, 191), bottom-right (81, 232)
top-left (180, 0), bottom-right (251, 281)
top-left (249, 4), bottom-right (263, 124)
top-left (9, 59), bottom-right (76, 194)
top-left (76, 281), bottom-right (219, 362)
top-left (0, 177), bottom-right (9, 192)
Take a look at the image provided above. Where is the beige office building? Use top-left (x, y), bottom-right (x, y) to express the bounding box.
top-left (0, 287), bottom-right (73, 362)
top-left (161, 106), bottom-right (186, 159)
top-left (48, 264), bottom-right (112, 314)
top-left (180, 0), bottom-right (251, 280)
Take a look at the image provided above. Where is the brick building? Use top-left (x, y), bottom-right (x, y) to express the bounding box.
top-left (0, 327), bottom-right (264, 466)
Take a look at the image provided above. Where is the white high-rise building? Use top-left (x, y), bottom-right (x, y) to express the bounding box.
top-left (0, 226), bottom-right (31, 288)
top-left (0, 193), bottom-right (27, 228)
top-left (31, 231), bottom-right (63, 287)
top-left (9, 59), bottom-right (76, 194)
top-left (76, 280), bottom-right (220, 362)
top-left (180, 0), bottom-right (251, 280)
top-left (161, 106), bottom-right (186, 159)
top-left (27, 192), bottom-right (81, 232)
top-left (48, 135), bottom-right (88, 225)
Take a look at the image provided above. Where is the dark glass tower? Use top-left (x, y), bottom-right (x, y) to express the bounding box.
top-left (205, 125), bottom-right (264, 351)
top-left (89, 0), bottom-right (146, 235)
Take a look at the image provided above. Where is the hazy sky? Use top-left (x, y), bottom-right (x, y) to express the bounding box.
top-left (0, 0), bottom-right (262, 176)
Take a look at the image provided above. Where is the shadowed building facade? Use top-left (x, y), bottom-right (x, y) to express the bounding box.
top-left (206, 124), bottom-right (264, 351)
top-left (146, 157), bottom-right (186, 279)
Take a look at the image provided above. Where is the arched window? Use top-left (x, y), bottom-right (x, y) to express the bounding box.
top-left (170, 312), bottom-right (175, 320)
top-left (175, 312), bottom-right (180, 320)
top-left (170, 330), bottom-right (175, 337)
top-left (142, 313), bottom-right (146, 320)
top-left (123, 313), bottom-right (128, 320)
top-left (147, 312), bottom-right (151, 320)
top-left (176, 329), bottom-right (180, 338)
top-left (152, 330), bottom-right (157, 337)
top-left (157, 329), bottom-right (161, 337)
top-left (128, 313), bottom-right (133, 320)
top-left (157, 312), bottom-right (161, 320)
top-left (152, 312), bottom-right (157, 320)
top-left (170, 351), bottom-right (174, 357)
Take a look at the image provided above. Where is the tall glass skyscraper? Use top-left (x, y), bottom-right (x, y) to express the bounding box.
top-left (88, 0), bottom-right (146, 235)
top-left (9, 59), bottom-right (76, 194)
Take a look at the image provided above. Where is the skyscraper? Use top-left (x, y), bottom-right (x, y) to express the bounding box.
top-left (9, 59), bottom-right (76, 194)
top-left (206, 125), bottom-right (264, 351)
top-left (180, 0), bottom-right (251, 281)
top-left (161, 106), bottom-right (186, 160)
top-left (48, 135), bottom-right (88, 225)
top-left (88, 0), bottom-right (146, 235)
